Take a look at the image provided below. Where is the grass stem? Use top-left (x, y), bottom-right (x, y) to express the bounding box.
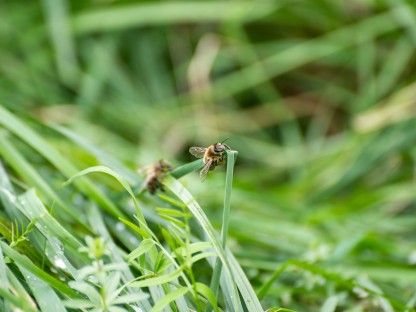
top-left (208, 150), bottom-right (238, 306)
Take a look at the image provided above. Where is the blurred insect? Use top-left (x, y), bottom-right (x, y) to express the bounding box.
top-left (139, 159), bottom-right (173, 194)
top-left (189, 138), bottom-right (231, 181)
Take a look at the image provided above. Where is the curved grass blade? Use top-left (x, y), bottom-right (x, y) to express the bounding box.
top-left (20, 267), bottom-right (67, 312)
top-left (163, 175), bottom-right (245, 311)
top-left (18, 189), bottom-right (83, 253)
top-left (129, 268), bottom-right (182, 288)
top-left (52, 124), bottom-right (139, 184)
top-left (126, 239), bottom-right (155, 263)
top-left (149, 286), bottom-right (189, 312)
top-left (196, 282), bottom-right (219, 312)
top-left (63, 165), bottom-right (148, 228)
top-left (0, 241), bottom-right (79, 298)
top-left (0, 106), bottom-right (123, 218)
top-left (0, 134), bottom-right (84, 225)
top-left (86, 204), bottom-right (153, 311)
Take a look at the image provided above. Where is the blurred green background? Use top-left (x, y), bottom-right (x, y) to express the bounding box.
top-left (2, 0), bottom-right (416, 310)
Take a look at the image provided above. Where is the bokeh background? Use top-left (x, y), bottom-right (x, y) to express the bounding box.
top-left (2, 0), bottom-right (416, 310)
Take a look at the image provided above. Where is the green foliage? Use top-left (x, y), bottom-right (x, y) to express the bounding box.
top-left (1, 0), bottom-right (416, 311)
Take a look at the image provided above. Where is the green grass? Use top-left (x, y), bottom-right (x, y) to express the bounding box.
top-left (1, 0), bottom-right (416, 311)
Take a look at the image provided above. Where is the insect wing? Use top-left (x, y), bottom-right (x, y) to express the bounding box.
top-left (200, 159), bottom-right (213, 182)
top-left (189, 147), bottom-right (207, 158)
top-left (137, 164), bottom-right (152, 176)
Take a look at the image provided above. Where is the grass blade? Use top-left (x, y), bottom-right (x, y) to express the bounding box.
top-left (210, 150), bottom-right (237, 296)
top-left (73, 2), bottom-right (279, 34)
top-left (149, 286), bottom-right (188, 312)
top-left (0, 105), bottom-right (124, 218)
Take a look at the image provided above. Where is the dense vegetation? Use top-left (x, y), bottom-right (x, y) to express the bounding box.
top-left (1, 0), bottom-right (416, 311)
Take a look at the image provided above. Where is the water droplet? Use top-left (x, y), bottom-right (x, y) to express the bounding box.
top-left (129, 306), bottom-right (143, 312)
top-left (54, 257), bottom-right (66, 269)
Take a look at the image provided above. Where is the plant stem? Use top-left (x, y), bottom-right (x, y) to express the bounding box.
top-left (208, 150), bottom-right (238, 306)
top-left (170, 159), bottom-right (204, 179)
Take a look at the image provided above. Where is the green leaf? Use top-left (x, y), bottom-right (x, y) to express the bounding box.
top-left (118, 217), bottom-right (150, 239)
top-left (0, 106), bottom-right (123, 218)
top-left (191, 252), bottom-right (216, 264)
top-left (72, 2), bottom-right (276, 34)
top-left (63, 299), bottom-right (96, 309)
top-left (157, 193), bottom-right (187, 209)
top-left (163, 174), bottom-right (259, 311)
top-left (126, 239), bottom-right (155, 263)
top-left (0, 287), bottom-right (37, 312)
top-left (68, 281), bottom-right (101, 302)
top-left (174, 242), bottom-right (213, 257)
top-left (103, 272), bottom-right (122, 301)
top-left (320, 295), bottom-right (338, 312)
top-left (150, 286), bottom-right (189, 312)
top-left (20, 267), bottom-right (67, 312)
top-left (0, 244), bottom-right (8, 289)
top-left (266, 308), bottom-right (297, 312)
top-left (156, 207), bottom-right (187, 218)
top-left (0, 134), bottom-right (83, 224)
top-left (52, 124), bottom-right (139, 184)
top-left (64, 165), bottom-right (149, 229)
top-left (158, 214), bottom-right (186, 228)
top-left (195, 282), bottom-right (218, 312)
top-left (0, 241), bottom-right (78, 297)
top-left (112, 292), bottom-right (150, 305)
top-left (130, 268), bottom-right (183, 288)
top-left (18, 189), bottom-right (83, 253)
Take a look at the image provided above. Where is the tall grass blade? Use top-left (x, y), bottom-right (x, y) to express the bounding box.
top-left (210, 150), bottom-right (237, 296)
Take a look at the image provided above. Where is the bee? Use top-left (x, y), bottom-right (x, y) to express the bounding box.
top-left (139, 159), bottom-right (173, 194)
top-left (189, 138), bottom-right (231, 181)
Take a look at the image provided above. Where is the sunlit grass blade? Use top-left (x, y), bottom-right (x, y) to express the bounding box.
top-left (0, 242), bottom-right (79, 297)
top-left (149, 286), bottom-right (189, 312)
top-left (196, 282), bottom-right (219, 312)
top-left (0, 106), bottom-right (124, 218)
top-left (18, 189), bottom-right (83, 253)
top-left (52, 124), bottom-right (139, 184)
top-left (129, 268), bottom-right (183, 288)
top-left (21, 267), bottom-right (67, 312)
top-left (0, 245), bottom-right (8, 289)
top-left (72, 1), bottom-right (279, 34)
top-left (163, 175), bottom-right (255, 311)
top-left (0, 133), bottom-right (84, 225)
top-left (210, 150), bottom-right (237, 297)
top-left (0, 269), bottom-right (38, 312)
top-left (63, 165), bottom-right (147, 227)
top-left (126, 239), bottom-right (155, 263)
top-left (85, 205), bottom-right (153, 311)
